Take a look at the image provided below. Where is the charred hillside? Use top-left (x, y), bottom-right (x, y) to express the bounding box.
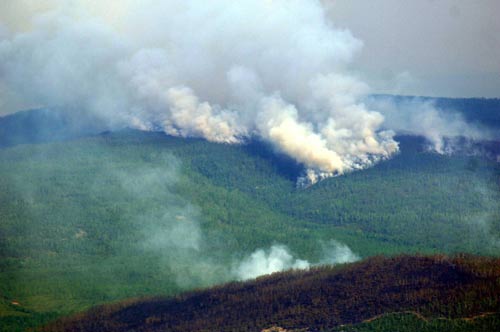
top-left (43, 255), bottom-right (500, 332)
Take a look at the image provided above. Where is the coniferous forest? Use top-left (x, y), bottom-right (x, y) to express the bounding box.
top-left (1, 1), bottom-right (500, 330)
top-left (0, 97), bottom-right (499, 331)
top-left (42, 255), bottom-right (500, 332)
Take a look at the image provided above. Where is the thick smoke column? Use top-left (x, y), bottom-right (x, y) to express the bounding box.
top-left (0, 0), bottom-right (399, 183)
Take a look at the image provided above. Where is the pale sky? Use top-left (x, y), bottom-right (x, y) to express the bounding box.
top-left (324, 0), bottom-right (500, 98)
top-left (1, 0), bottom-right (499, 110)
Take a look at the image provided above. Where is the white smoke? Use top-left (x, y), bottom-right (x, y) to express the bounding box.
top-left (0, 0), bottom-right (399, 183)
top-left (368, 96), bottom-right (492, 154)
top-left (233, 245), bottom-right (310, 280)
top-left (319, 240), bottom-right (360, 265)
top-left (234, 241), bottom-right (359, 281)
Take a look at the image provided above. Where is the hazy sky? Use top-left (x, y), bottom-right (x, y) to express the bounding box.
top-left (324, 0), bottom-right (500, 98)
top-left (0, 0), bottom-right (498, 114)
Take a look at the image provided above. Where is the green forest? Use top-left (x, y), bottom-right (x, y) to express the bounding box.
top-left (0, 0), bottom-right (499, 326)
top-left (40, 255), bottom-right (500, 332)
top-left (0, 98), bottom-right (500, 331)
top-left (1, 131), bottom-right (499, 331)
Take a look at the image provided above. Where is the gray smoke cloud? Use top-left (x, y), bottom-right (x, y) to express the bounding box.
top-left (106, 157), bottom-right (227, 288)
top-left (367, 96), bottom-right (494, 154)
top-left (0, 0), bottom-right (399, 184)
top-left (118, 162), bottom-right (361, 284)
top-left (113, 158), bottom-right (359, 285)
top-left (90, 155), bottom-right (248, 288)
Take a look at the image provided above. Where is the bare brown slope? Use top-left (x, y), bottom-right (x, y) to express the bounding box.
top-left (43, 255), bottom-right (500, 332)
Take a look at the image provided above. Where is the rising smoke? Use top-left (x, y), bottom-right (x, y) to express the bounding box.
top-left (367, 96), bottom-right (493, 154)
top-left (233, 245), bottom-right (310, 280)
top-left (113, 156), bottom-right (359, 284)
top-left (234, 241), bottom-right (359, 281)
top-left (1, 0), bottom-right (491, 184)
top-left (0, 0), bottom-right (400, 184)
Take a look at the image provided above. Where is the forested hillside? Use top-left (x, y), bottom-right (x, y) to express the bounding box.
top-left (2, 96), bottom-right (499, 149)
top-left (1, 0), bottom-right (498, 328)
top-left (0, 101), bottom-right (499, 331)
top-left (42, 255), bottom-right (500, 332)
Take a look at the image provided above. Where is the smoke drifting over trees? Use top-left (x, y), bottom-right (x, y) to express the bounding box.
top-left (0, 0), bottom-right (401, 183)
top-left (367, 96), bottom-right (495, 154)
top-left (233, 242), bottom-right (359, 280)
top-left (0, 1), bottom-right (493, 184)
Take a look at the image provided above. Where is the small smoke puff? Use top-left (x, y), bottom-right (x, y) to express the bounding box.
top-left (319, 240), bottom-right (360, 265)
top-left (234, 245), bottom-right (310, 281)
top-left (234, 240), bottom-right (360, 280)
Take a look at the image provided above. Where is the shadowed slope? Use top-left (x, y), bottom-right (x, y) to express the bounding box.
top-left (43, 255), bottom-right (500, 332)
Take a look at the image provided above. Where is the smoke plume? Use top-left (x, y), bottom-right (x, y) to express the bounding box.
top-left (319, 240), bottom-right (360, 265)
top-left (233, 245), bottom-right (310, 280)
top-left (367, 96), bottom-right (493, 154)
top-left (234, 241), bottom-right (359, 281)
top-left (0, 0), bottom-right (399, 184)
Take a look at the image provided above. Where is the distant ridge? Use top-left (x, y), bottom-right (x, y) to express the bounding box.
top-left (370, 95), bottom-right (500, 130)
top-left (2, 96), bottom-right (500, 148)
top-left (0, 109), bottom-right (99, 148)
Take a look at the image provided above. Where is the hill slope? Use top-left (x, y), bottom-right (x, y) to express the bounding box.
top-left (0, 109), bottom-right (98, 148)
top-left (0, 103), bottom-right (500, 330)
top-left (42, 255), bottom-right (500, 332)
top-left (0, 129), bottom-right (499, 320)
